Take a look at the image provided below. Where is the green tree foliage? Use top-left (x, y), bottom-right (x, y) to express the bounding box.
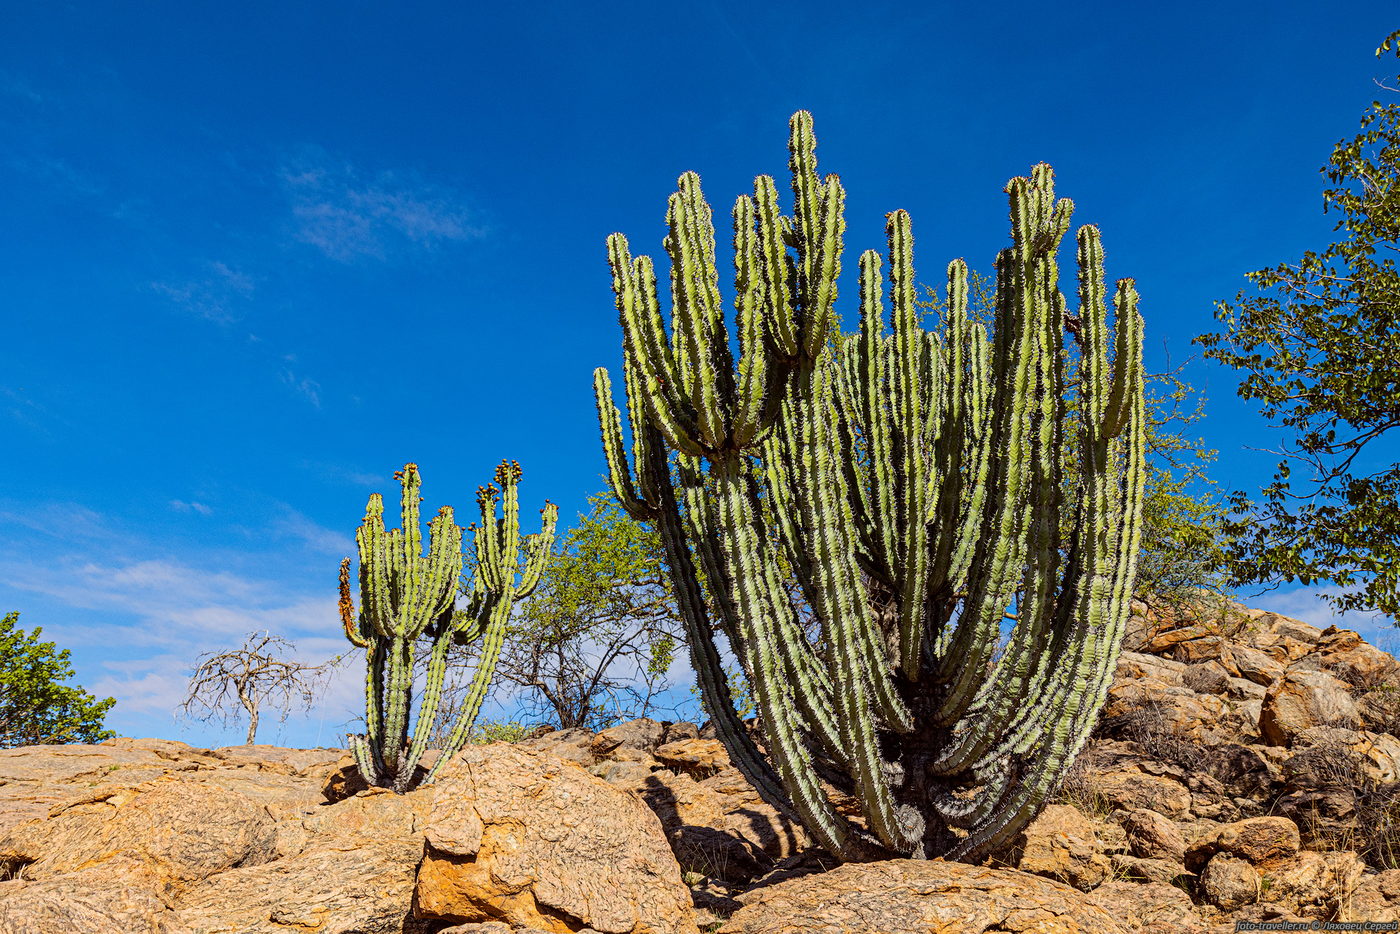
top-left (688, 662), bottom-right (755, 721)
top-left (1196, 32), bottom-right (1400, 619)
top-left (465, 718), bottom-right (535, 744)
top-left (491, 493), bottom-right (683, 731)
top-left (0, 612), bottom-right (116, 747)
top-left (1133, 374), bottom-right (1230, 611)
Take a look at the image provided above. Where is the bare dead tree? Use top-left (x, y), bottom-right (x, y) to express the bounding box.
top-left (181, 631), bottom-right (338, 744)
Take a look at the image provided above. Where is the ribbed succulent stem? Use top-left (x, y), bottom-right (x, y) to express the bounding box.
top-left (594, 112), bottom-right (1145, 863)
top-left (341, 462), bottom-right (556, 793)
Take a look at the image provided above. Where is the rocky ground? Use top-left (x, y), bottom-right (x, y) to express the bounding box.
top-left (1, 599), bottom-right (1398, 932)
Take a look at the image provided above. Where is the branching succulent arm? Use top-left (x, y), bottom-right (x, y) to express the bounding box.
top-left (340, 462), bottom-right (557, 793)
top-left (594, 112), bottom-right (1145, 862)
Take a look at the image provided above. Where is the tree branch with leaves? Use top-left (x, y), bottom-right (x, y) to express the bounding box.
top-left (1196, 30), bottom-right (1400, 619)
top-left (0, 612), bottom-right (115, 747)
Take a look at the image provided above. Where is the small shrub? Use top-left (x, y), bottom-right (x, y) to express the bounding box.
top-left (1049, 757), bottom-right (1114, 819)
top-left (467, 720), bottom-right (536, 745)
top-left (1355, 679), bottom-right (1400, 737)
top-left (1100, 699), bottom-right (1199, 768)
top-left (1285, 737), bottom-right (1400, 870)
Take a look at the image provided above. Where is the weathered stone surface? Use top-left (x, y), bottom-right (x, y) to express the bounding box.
top-left (1285, 726), bottom-right (1400, 785)
top-left (1195, 744), bottom-right (1280, 801)
top-left (0, 777), bottom-right (277, 890)
top-left (1358, 684), bottom-right (1400, 734)
top-left (437, 925), bottom-right (606, 934)
top-left (1009, 803), bottom-right (1110, 890)
top-left (202, 744), bottom-right (345, 776)
top-left (171, 833), bottom-right (429, 933)
top-left (1261, 849), bottom-right (1366, 919)
top-left (1107, 853), bottom-right (1193, 886)
top-left (1173, 636), bottom-right (1234, 666)
top-left (1115, 650), bottom-right (1189, 684)
top-left (0, 739), bottom-right (211, 838)
top-left (1120, 807), bottom-right (1186, 862)
top-left (1082, 880), bottom-right (1207, 934)
top-left (719, 859), bottom-right (1130, 934)
top-left (1292, 626), bottom-right (1400, 686)
top-left (0, 737), bottom-right (705, 934)
top-left (1230, 644), bottom-right (1286, 687)
top-left (0, 863), bottom-right (168, 934)
top-left (1251, 612), bottom-right (1324, 645)
top-left (1350, 868), bottom-right (1400, 923)
top-left (660, 722), bottom-right (700, 745)
top-left (591, 718), bottom-right (667, 757)
top-left (1259, 669), bottom-right (1359, 746)
top-left (1199, 853), bottom-right (1259, 910)
top-left (1103, 682), bottom-right (1226, 742)
top-left (1187, 660), bottom-right (1239, 695)
top-left (625, 768), bottom-right (798, 882)
top-left (415, 743), bottom-right (698, 934)
top-left (0, 738), bottom-right (204, 784)
top-left (1085, 768), bottom-right (1192, 817)
top-left (1139, 625), bottom-right (1212, 656)
top-left (653, 738), bottom-right (728, 780)
top-left (516, 727), bottom-right (599, 768)
top-left (1186, 816), bottom-right (1300, 870)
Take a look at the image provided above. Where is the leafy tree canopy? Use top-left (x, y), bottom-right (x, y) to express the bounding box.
top-left (500, 493), bottom-right (681, 730)
top-left (1195, 31), bottom-right (1400, 618)
top-left (0, 611), bottom-right (116, 747)
top-left (419, 494), bottom-right (683, 736)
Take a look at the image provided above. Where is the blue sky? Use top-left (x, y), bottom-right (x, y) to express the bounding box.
top-left (2, 2), bottom-right (1397, 747)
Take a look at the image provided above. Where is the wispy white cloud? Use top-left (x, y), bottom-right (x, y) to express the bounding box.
top-left (93, 642), bottom-right (366, 746)
top-left (268, 509), bottom-right (353, 556)
top-left (0, 543), bottom-right (354, 736)
top-left (279, 367), bottom-right (322, 408)
top-left (150, 260), bottom-right (256, 324)
top-left (0, 500), bottom-right (113, 541)
top-left (1, 555), bottom-right (333, 648)
top-left (170, 500), bottom-right (213, 516)
top-left (279, 153), bottom-right (484, 262)
top-left (89, 654), bottom-right (193, 717)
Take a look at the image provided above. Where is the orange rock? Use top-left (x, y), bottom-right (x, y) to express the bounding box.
top-left (1259, 670), bottom-right (1359, 746)
top-left (718, 860), bottom-right (1131, 934)
top-left (416, 743), bottom-right (698, 934)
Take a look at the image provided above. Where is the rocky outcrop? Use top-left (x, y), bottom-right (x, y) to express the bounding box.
top-left (415, 744), bottom-right (697, 934)
top-left (0, 737), bottom-right (697, 934)
top-left (172, 787), bottom-right (435, 934)
top-left (518, 722), bottom-right (807, 884)
top-left (1029, 599), bottom-right (1400, 929)
top-left (1007, 803), bottom-right (1112, 890)
top-left (1259, 669), bottom-right (1360, 745)
top-left (717, 860), bottom-right (1132, 934)
top-left (0, 598), bottom-right (1397, 933)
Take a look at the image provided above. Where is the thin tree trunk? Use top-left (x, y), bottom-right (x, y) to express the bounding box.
top-left (239, 688), bottom-right (259, 745)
